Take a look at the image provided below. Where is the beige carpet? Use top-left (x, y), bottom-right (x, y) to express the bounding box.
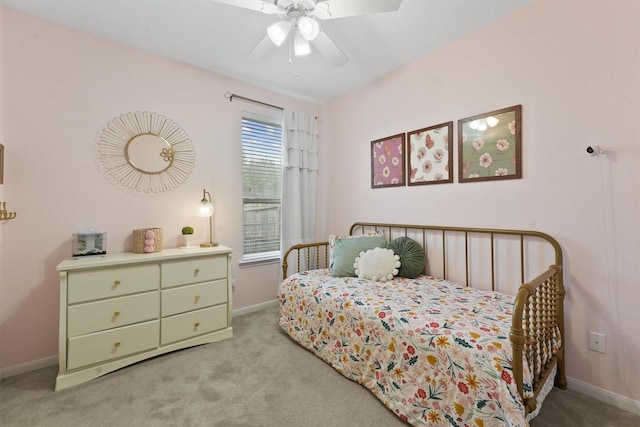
top-left (1, 304), bottom-right (639, 426)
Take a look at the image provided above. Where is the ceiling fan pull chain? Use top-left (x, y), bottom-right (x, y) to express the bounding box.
top-left (288, 35), bottom-right (293, 64)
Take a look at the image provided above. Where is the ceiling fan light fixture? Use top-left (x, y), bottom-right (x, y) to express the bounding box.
top-left (267, 20), bottom-right (291, 46)
top-left (294, 31), bottom-right (311, 56)
top-left (297, 16), bottom-right (320, 40)
top-left (313, 2), bottom-right (331, 19)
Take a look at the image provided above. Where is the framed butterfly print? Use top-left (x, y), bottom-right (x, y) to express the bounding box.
top-left (407, 122), bottom-right (453, 185)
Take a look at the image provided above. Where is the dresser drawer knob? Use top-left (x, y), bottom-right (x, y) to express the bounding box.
top-left (114, 311), bottom-right (121, 317)
top-left (194, 322), bottom-right (200, 328)
top-left (114, 342), bottom-right (121, 348)
top-left (194, 295), bottom-right (201, 304)
top-left (194, 268), bottom-right (200, 276)
top-left (114, 280), bottom-right (121, 286)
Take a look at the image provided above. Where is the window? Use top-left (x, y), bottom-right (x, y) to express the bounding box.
top-left (241, 114), bottom-right (283, 262)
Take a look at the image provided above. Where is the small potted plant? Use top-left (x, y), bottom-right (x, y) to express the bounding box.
top-left (181, 226), bottom-right (194, 248)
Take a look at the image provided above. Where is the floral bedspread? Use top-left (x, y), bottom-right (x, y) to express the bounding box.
top-left (278, 269), bottom-right (535, 427)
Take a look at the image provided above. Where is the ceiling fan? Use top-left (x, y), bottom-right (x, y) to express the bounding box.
top-left (212, 0), bottom-right (403, 66)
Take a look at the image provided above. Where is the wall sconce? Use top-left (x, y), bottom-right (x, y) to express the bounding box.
top-left (196, 189), bottom-right (217, 247)
top-left (1, 201), bottom-right (17, 221)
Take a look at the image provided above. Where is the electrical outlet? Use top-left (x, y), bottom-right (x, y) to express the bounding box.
top-left (232, 279), bottom-right (237, 292)
top-left (588, 331), bottom-right (606, 353)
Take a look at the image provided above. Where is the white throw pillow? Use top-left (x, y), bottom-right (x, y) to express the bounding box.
top-left (354, 247), bottom-right (401, 282)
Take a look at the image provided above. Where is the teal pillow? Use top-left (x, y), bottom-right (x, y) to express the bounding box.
top-left (331, 235), bottom-right (387, 277)
top-left (386, 237), bottom-right (425, 278)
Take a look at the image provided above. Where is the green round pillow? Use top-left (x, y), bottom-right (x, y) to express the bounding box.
top-left (386, 237), bottom-right (425, 278)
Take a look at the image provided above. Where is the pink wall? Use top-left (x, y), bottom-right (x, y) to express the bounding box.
top-left (0, 6), bottom-right (5, 283)
top-left (0, 9), bottom-right (319, 369)
top-left (2, 0), bottom-right (639, 409)
top-left (0, 6), bottom-right (5, 346)
top-left (319, 0), bottom-right (639, 404)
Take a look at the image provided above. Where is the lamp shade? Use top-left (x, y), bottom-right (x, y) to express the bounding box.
top-left (196, 188), bottom-right (217, 247)
top-left (298, 16), bottom-right (320, 41)
top-left (267, 20), bottom-right (291, 46)
top-left (196, 189), bottom-right (214, 217)
top-left (313, 3), bottom-right (330, 19)
top-left (294, 31), bottom-right (311, 56)
top-left (197, 200), bottom-right (214, 217)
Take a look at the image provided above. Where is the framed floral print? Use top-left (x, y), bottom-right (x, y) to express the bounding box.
top-left (458, 105), bottom-right (522, 183)
top-left (371, 133), bottom-right (405, 188)
top-left (407, 122), bottom-right (453, 185)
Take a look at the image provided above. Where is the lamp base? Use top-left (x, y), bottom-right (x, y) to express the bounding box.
top-left (200, 242), bottom-right (219, 248)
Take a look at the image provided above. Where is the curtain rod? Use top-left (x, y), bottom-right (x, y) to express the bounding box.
top-left (225, 92), bottom-right (283, 111)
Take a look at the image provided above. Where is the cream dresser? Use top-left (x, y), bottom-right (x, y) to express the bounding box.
top-left (55, 246), bottom-right (232, 391)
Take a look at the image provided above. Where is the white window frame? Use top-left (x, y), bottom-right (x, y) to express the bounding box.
top-left (239, 111), bottom-right (283, 267)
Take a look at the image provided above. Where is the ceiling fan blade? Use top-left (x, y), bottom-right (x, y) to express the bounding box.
top-left (246, 35), bottom-right (276, 60)
top-left (310, 30), bottom-right (348, 67)
top-left (210, 0), bottom-right (278, 14)
top-left (312, 0), bottom-right (402, 19)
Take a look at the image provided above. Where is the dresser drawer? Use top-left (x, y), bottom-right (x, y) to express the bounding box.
top-left (161, 256), bottom-right (227, 288)
top-left (160, 305), bottom-right (227, 345)
top-left (161, 280), bottom-right (227, 317)
top-left (68, 264), bottom-right (159, 304)
top-left (67, 320), bottom-right (159, 370)
top-left (56, 247), bottom-right (233, 391)
top-left (67, 292), bottom-right (159, 337)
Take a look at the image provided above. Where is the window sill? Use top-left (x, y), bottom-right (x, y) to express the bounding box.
top-left (239, 253), bottom-right (281, 268)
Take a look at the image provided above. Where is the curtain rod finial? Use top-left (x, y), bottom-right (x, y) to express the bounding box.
top-left (224, 92), bottom-right (232, 101)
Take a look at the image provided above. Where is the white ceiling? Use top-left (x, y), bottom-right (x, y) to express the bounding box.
top-left (2, 0), bottom-right (533, 104)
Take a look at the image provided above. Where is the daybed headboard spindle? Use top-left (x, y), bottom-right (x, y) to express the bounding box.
top-left (282, 241), bottom-right (329, 279)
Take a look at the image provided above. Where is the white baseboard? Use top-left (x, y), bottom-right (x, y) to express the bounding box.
top-left (232, 299), bottom-right (278, 317)
top-left (0, 301), bottom-right (278, 381)
top-left (0, 355), bottom-right (58, 381)
top-left (6, 313), bottom-right (635, 419)
top-left (567, 376), bottom-right (640, 416)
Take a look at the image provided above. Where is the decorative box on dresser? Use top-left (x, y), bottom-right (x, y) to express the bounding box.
top-left (55, 246), bottom-right (233, 391)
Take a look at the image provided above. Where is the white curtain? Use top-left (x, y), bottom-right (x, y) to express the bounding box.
top-left (280, 109), bottom-right (318, 271)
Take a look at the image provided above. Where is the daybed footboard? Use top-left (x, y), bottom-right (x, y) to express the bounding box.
top-left (280, 222), bottom-right (566, 419)
top-left (511, 264), bottom-right (567, 414)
